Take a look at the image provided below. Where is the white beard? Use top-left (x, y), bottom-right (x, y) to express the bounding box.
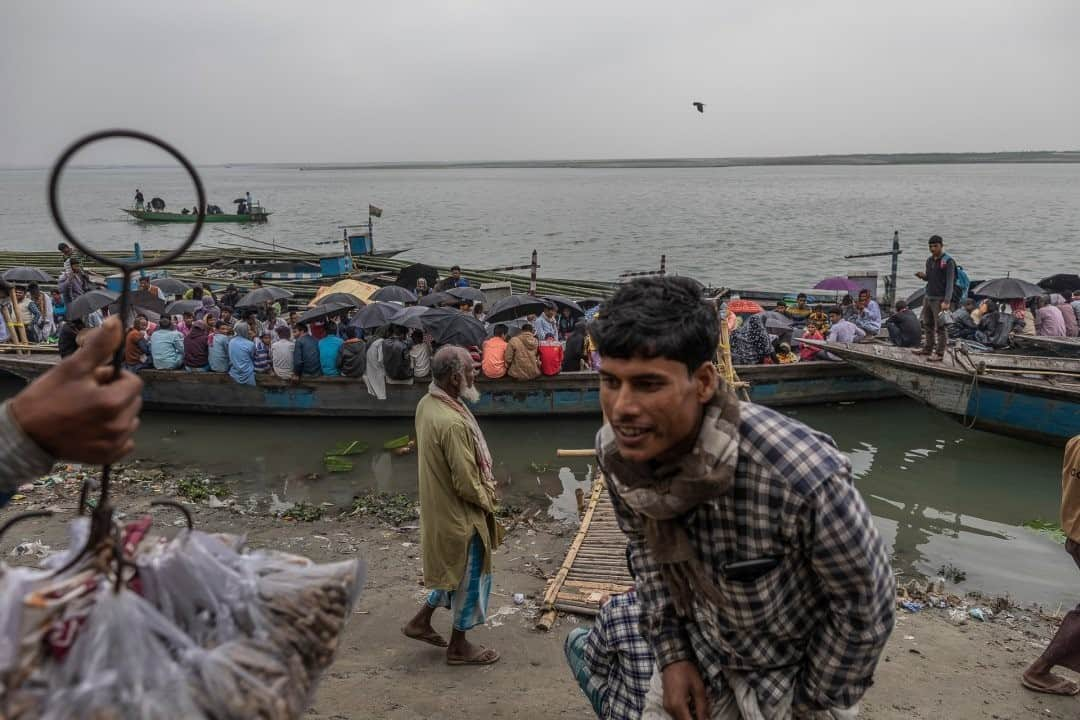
top-left (459, 384), bottom-right (481, 405)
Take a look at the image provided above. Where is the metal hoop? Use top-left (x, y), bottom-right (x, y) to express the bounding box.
top-left (47, 128), bottom-right (206, 271)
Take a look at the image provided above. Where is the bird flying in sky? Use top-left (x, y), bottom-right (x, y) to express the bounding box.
top-left (692, 101), bottom-right (705, 113)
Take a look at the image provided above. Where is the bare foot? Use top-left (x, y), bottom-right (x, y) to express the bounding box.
top-left (447, 637), bottom-right (500, 666)
top-left (402, 622), bottom-right (448, 648)
top-left (1022, 669), bottom-right (1080, 696)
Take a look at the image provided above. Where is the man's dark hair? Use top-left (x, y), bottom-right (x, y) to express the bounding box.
top-left (58, 243), bottom-right (70, 252)
top-left (590, 277), bottom-right (715, 373)
top-left (521, 323), bottom-right (534, 334)
top-left (216, 321), bottom-right (229, 330)
top-left (894, 300), bottom-right (908, 311)
top-left (411, 328), bottom-right (424, 344)
top-left (451, 265), bottom-right (461, 272)
top-left (928, 234), bottom-right (943, 246)
top-left (136, 313), bottom-right (148, 321)
top-left (158, 316), bottom-right (172, 330)
top-left (276, 325), bottom-right (292, 340)
top-left (295, 321), bottom-right (309, 333)
top-left (796, 293), bottom-right (807, 300)
top-left (324, 321), bottom-right (337, 334)
top-left (492, 324), bottom-right (508, 338)
top-left (828, 306), bottom-right (843, 316)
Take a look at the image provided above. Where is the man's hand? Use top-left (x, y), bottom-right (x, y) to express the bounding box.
top-left (662, 660), bottom-right (709, 720)
top-left (914, 271), bottom-right (926, 280)
top-left (940, 301), bottom-right (950, 312)
top-left (9, 316), bottom-right (143, 464)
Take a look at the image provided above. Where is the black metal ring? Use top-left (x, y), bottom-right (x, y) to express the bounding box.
top-left (47, 129), bottom-right (205, 271)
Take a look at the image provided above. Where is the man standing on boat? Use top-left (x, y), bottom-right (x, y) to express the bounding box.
top-left (1022, 435), bottom-right (1080, 697)
top-left (402, 346), bottom-right (501, 667)
top-left (134, 189), bottom-right (144, 210)
top-left (913, 235), bottom-right (955, 362)
top-left (593, 277), bottom-right (894, 719)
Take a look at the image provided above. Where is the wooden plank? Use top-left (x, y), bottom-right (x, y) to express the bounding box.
top-left (535, 474), bottom-right (606, 631)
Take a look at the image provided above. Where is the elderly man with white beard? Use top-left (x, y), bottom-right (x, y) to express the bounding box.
top-left (401, 345), bottom-right (502, 666)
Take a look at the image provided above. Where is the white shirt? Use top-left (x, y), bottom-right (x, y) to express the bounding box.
top-left (270, 338), bottom-right (295, 379)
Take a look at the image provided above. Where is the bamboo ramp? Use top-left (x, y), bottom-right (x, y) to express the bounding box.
top-left (536, 475), bottom-right (633, 630)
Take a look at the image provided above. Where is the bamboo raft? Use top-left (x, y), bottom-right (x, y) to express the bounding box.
top-left (536, 473), bottom-right (633, 629)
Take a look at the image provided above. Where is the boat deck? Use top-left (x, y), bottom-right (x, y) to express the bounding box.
top-left (537, 476), bottom-right (632, 627)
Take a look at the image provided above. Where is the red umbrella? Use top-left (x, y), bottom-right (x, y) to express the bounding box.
top-left (728, 299), bottom-right (764, 314)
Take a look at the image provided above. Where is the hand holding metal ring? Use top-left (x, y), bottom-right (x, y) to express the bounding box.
top-left (47, 129), bottom-right (206, 270)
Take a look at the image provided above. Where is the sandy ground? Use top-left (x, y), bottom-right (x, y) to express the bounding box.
top-left (1, 462), bottom-right (1078, 720)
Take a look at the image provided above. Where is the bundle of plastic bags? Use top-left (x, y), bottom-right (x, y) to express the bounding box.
top-left (0, 521), bottom-right (366, 720)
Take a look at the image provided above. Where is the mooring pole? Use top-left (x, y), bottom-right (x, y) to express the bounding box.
top-left (529, 249), bottom-right (538, 296)
top-left (659, 254), bottom-right (666, 276)
top-left (887, 231), bottom-right (900, 309)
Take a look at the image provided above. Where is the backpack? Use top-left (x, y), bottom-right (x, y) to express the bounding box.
top-left (941, 253), bottom-right (971, 306)
top-left (382, 338), bottom-right (412, 380)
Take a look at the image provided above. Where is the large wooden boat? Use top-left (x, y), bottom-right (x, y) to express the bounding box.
top-left (123, 208), bottom-right (270, 223)
top-left (1010, 334), bottom-right (1080, 359)
top-left (804, 341), bottom-right (1080, 445)
top-left (0, 355), bottom-right (896, 418)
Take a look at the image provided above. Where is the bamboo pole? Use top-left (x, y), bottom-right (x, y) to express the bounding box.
top-left (556, 448), bottom-right (595, 457)
top-left (6, 289), bottom-right (29, 354)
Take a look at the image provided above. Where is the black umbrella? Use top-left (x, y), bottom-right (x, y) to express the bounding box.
top-left (315, 292), bottom-right (365, 308)
top-left (371, 285), bottom-right (417, 303)
top-left (153, 277), bottom-right (191, 295)
top-left (165, 299), bottom-right (203, 315)
top-left (2, 267), bottom-right (53, 284)
top-left (906, 287), bottom-right (926, 309)
top-left (1039, 274), bottom-right (1080, 297)
top-left (486, 295), bottom-right (551, 323)
top-left (395, 263), bottom-right (439, 290)
top-left (759, 310), bottom-right (792, 331)
top-left (298, 302), bottom-right (353, 324)
top-left (419, 291), bottom-right (458, 307)
top-left (419, 308), bottom-right (487, 347)
top-left (447, 286), bottom-right (484, 303)
top-left (972, 277), bottom-right (1045, 300)
top-left (126, 290), bottom-right (167, 316)
top-left (236, 286), bottom-right (293, 307)
top-left (388, 305), bottom-right (430, 330)
top-left (67, 289), bottom-right (119, 320)
top-left (351, 301), bottom-right (402, 329)
top-left (543, 295), bottom-right (585, 317)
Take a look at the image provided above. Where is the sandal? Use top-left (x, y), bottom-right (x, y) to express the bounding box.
top-left (447, 647), bottom-right (500, 666)
top-left (1021, 673), bottom-right (1080, 696)
top-left (402, 626), bottom-right (449, 648)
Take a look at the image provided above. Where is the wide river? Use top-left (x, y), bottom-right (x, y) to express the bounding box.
top-left (1, 163), bottom-right (1077, 604)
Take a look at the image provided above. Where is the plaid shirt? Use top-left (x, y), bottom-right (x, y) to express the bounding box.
top-left (602, 402), bottom-right (895, 713)
top-left (583, 591), bottom-right (654, 719)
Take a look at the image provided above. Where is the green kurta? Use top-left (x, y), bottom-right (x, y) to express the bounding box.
top-left (416, 394), bottom-right (497, 590)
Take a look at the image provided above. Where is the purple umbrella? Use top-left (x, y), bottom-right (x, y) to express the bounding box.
top-left (813, 277), bottom-right (862, 294)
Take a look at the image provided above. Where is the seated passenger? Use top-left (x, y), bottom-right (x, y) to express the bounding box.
top-left (337, 326), bottom-right (368, 378)
top-left (776, 342), bottom-right (799, 364)
top-left (785, 293), bottom-right (813, 322)
top-left (227, 323), bottom-right (256, 385)
top-left (482, 324), bottom-right (510, 379)
top-left (408, 328), bottom-right (432, 378)
top-left (271, 325), bottom-right (296, 379)
top-left (208, 322), bottom-right (232, 372)
top-left (149, 316), bottom-right (184, 370)
top-left (853, 289), bottom-right (882, 335)
top-left (885, 300), bottom-right (921, 348)
top-left (318, 321), bottom-right (344, 376)
top-left (253, 329), bottom-right (272, 373)
top-left (798, 323), bottom-right (825, 361)
top-left (538, 333), bottom-right (564, 376)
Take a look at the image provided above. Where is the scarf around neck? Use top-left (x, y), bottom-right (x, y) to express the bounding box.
top-left (428, 383), bottom-right (498, 506)
top-left (599, 387), bottom-right (741, 616)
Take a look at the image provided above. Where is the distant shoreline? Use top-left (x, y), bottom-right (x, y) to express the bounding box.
top-left (290, 151), bottom-right (1080, 171)
top-left (4, 150), bottom-right (1080, 172)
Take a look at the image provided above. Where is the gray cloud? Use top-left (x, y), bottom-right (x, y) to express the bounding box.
top-left (2, 0), bottom-right (1077, 166)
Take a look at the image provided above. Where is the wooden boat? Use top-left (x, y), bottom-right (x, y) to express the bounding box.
top-left (123, 208), bottom-right (270, 223)
top-left (804, 340), bottom-right (1080, 445)
top-left (1010, 334), bottom-right (1080, 359)
top-left (0, 355), bottom-right (896, 418)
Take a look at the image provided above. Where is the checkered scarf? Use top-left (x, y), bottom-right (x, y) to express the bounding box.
top-left (599, 388), bottom-right (741, 616)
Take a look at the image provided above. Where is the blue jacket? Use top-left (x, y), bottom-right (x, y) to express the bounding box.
top-left (293, 334), bottom-right (322, 377)
top-left (319, 335), bottom-right (344, 377)
top-left (149, 329), bottom-right (185, 369)
top-left (209, 334), bottom-right (231, 372)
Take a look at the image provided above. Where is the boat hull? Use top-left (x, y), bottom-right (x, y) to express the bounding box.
top-left (1010, 334), bottom-right (1080, 359)
top-left (0, 356), bottom-right (896, 418)
top-left (123, 209), bottom-right (270, 224)
top-left (815, 343), bottom-right (1080, 445)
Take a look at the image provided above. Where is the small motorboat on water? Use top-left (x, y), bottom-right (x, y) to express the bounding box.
top-left (124, 195), bottom-right (271, 223)
top-left (804, 339), bottom-right (1080, 446)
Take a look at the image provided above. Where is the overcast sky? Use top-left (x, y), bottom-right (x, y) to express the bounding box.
top-left (2, 0), bottom-right (1077, 166)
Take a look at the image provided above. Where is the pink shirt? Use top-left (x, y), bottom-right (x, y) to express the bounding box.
top-left (1036, 305), bottom-right (1067, 337)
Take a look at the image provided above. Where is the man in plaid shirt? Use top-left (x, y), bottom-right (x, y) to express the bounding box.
top-left (565, 590), bottom-right (654, 718)
top-left (591, 277), bottom-right (895, 719)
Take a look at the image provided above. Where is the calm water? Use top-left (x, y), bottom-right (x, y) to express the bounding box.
top-left (2, 163), bottom-right (1079, 296)
top-left (1, 163), bottom-right (1077, 604)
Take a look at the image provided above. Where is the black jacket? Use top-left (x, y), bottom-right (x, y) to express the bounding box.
top-left (562, 330), bottom-right (586, 372)
top-left (337, 339), bottom-right (367, 377)
top-left (885, 309), bottom-right (921, 347)
top-left (57, 322), bottom-right (79, 358)
top-left (924, 255), bottom-right (956, 301)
